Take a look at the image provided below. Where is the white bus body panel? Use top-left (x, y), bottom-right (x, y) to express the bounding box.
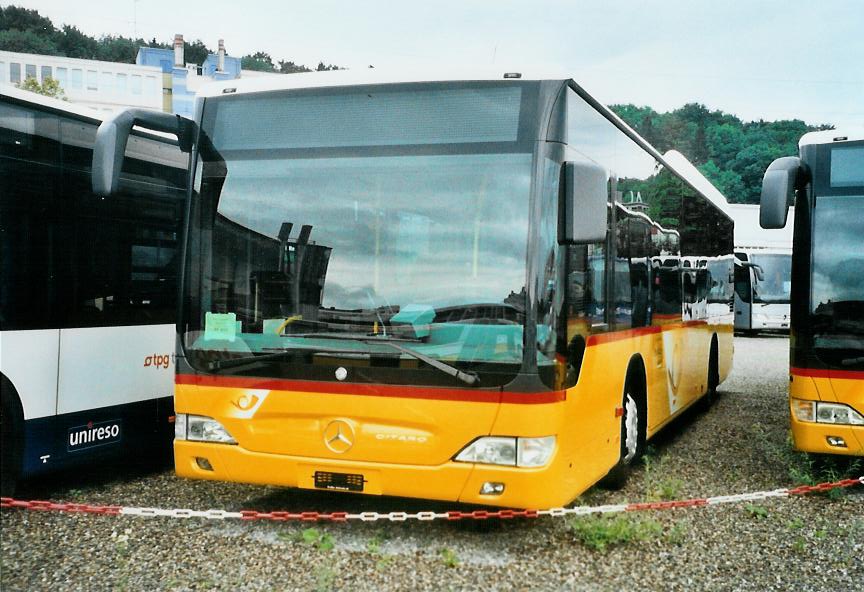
top-left (750, 302), bottom-right (791, 331)
top-left (57, 324), bottom-right (175, 415)
top-left (0, 330), bottom-right (60, 420)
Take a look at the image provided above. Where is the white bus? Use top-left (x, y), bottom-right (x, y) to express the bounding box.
top-left (727, 204), bottom-right (794, 334)
top-left (733, 247), bottom-right (792, 333)
top-left (0, 87), bottom-right (187, 495)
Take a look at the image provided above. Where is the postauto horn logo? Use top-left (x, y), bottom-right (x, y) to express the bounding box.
top-left (68, 419), bottom-right (123, 451)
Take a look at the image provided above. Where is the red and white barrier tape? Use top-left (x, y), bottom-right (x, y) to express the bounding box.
top-left (2, 476), bottom-right (861, 523)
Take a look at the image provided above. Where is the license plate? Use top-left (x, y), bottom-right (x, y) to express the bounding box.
top-left (314, 471), bottom-right (365, 492)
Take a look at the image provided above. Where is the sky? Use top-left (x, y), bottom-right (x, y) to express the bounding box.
top-left (13, 0), bottom-right (864, 128)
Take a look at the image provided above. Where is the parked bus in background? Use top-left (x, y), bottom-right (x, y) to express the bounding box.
top-left (761, 129), bottom-right (864, 456)
top-left (734, 247), bottom-right (792, 334)
top-left (0, 88), bottom-right (188, 495)
top-left (726, 203), bottom-right (794, 334)
top-left (92, 71), bottom-right (734, 508)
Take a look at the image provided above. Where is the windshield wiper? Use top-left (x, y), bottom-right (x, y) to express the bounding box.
top-left (842, 356), bottom-right (864, 366)
top-left (370, 340), bottom-right (480, 387)
top-left (205, 344), bottom-right (384, 371)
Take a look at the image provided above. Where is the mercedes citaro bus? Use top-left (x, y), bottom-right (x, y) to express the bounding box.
top-left (91, 71), bottom-right (734, 508)
top-left (761, 129), bottom-right (864, 456)
top-left (1, 87), bottom-right (187, 495)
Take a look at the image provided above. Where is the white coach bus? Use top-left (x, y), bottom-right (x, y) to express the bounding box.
top-left (0, 87), bottom-right (187, 495)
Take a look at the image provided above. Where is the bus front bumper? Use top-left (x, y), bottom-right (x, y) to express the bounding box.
top-left (790, 416), bottom-right (864, 456)
top-left (174, 440), bottom-right (570, 509)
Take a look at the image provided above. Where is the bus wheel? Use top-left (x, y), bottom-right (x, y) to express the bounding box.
top-left (702, 339), bottom-right (720, 409)
top-left (600, 381), bottom-right (645, 490)
top-left (1, 376), bottom-right (23, 497)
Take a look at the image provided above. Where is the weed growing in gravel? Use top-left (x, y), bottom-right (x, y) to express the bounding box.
top-left (440, 547), bottom-right (460, 568)
top-left (642, 454), bottom-right (685, 501)
top-left (744, 504), bottom-right (769, 519)
top-left (300, 527), bottom-right (335, 552)
top-left (314, 562), bottom-right (337, 592)
top-left (752, 423), bottom-right (863, 496)
top-left (792, 537), bottom-right (807, 553)
top-left (665, 522), bottom-right (688, 546)
top-left (567, 514), bottom-right (663, 552)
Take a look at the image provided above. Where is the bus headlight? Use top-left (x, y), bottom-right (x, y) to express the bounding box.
top-left (454, 436), bottom-right (555, 467)
top-left (175, 413), bottom-right (238, 444)
top-left (792, 400), bottom-right (864, 426)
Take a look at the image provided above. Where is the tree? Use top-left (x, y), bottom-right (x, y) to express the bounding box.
top-left (184, 39), bottom-right (212, 66)
top-left (96, 35), bottom-right (147, 64)
top-left (278, 60), bottom-right (311, 74)
top-left (0, 28), bottom-right (58, 54)
top-left (18, 75), bottom-right (66, 100)
top-left (56, 24), bottom-right (98, 58)
top-left (242, 52), bottom-right (276, 72)
top-left (0, 5), bottom-right (56, 36)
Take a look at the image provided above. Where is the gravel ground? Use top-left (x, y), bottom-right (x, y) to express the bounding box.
top-left (2, 336), bottom-right (862, 591)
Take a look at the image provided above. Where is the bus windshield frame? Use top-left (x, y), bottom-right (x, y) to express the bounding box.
top-left (180, 81), bottom-right (548, 389)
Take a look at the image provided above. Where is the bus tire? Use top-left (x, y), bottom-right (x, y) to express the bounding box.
top-left (599, 360), bottom-right (646, 490)
top-left (1, 375), bottom-right (24, 497)
top-left (702, 336), bottom-right (720, 409)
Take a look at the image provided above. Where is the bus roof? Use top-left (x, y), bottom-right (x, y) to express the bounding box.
top-left (1, 84), bottom-right (104, 123)
top-left (799, 128), bottom-right (864, 147)
top-left (196, 68), bottom-right (569, 98)
top-left (727, 203), bottom-right (793, 251)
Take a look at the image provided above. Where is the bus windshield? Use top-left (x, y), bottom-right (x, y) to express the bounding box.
top-left (810, 194), bottom-right (864, 354)
top-left (750, 253), bottom-right (792, 304)
top-left (183, 83), bottom-right (536, 386)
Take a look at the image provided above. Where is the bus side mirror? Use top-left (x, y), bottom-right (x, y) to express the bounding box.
top-left (560, 161), bottom-right (608, 244)
top-left (760, 156), bottom-right (801, 229)
top-left (93, 109), bottom-right (195, 196)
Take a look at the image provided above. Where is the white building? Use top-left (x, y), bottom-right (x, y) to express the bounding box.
top-left (0, 50), bottom-right (162, 115)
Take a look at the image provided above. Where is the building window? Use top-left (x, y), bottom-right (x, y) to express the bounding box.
top-left (86, 70), bottom-right (98, 91)
top-left (131, 74), bottom-right (142, 95)
top-left (69, 69), bottom-right (83, 90)
top-left (116, 72), bottom-right (127, 94)
top-left (10, 63), bottom-right (21, 84)
top-left (41, 65), bottom-right (52, 81)
top-left (25, 64), bottom-right (37, 80)
top-left (145, 76), bottom-right (158, 97)
top-left (100, 71), bottom-right (113, 94)
top-left (55, 67), bottom-right (68, 87)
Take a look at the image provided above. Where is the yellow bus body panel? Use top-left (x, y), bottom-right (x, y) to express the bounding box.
top-left (789, 370), bottom-right (864, 456)
top-left (175, 322), bottom-right (732, 508)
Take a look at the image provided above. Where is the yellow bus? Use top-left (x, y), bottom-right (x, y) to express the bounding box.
top-left (92, 72), bottom-right (734, 508)
top-left (761, 130), bottom-right (864, 456)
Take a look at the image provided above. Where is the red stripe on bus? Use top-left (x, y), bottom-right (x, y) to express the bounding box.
top-left (791, 367), bottom-right (864, 381)
top-left (175, 374), bottom-right (565, 404)
top-left (586, 326), bottom-right (662, 346)
top-left (585, 319), bottom-right (708, 347)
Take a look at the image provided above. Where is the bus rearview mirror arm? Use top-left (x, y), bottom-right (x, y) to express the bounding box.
top-left (559, 161), bottom-right (608, 244)
top-left (92, 109), bottom-right (196, 196)
top-left (760, 156), bottom-right (804, 229)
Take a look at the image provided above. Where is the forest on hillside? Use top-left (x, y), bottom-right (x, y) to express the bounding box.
top-left (1, 5), bottom-right (832, 204)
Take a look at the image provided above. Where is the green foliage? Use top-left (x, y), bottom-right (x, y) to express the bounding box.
top-left (18, 75), bottom-right (66, 100)
top-left (300, 527), bottom-right (335, 552)
top-left (611, 103), bottom-right (831, 204)
top-left (744, 503), bottom-right (769, 519)
top-left (279, 60), bottom-right (312, 74)
top-left (241, 51), bottom-right (276, 72)
top-left (0, 28), bottom-right (58, 54)
top-left (439, 547), bottom-right (460, 568)
top-left (568, 514), bottom-right (664, 552)
top-left (184, 39), bottom-right (213, 66)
